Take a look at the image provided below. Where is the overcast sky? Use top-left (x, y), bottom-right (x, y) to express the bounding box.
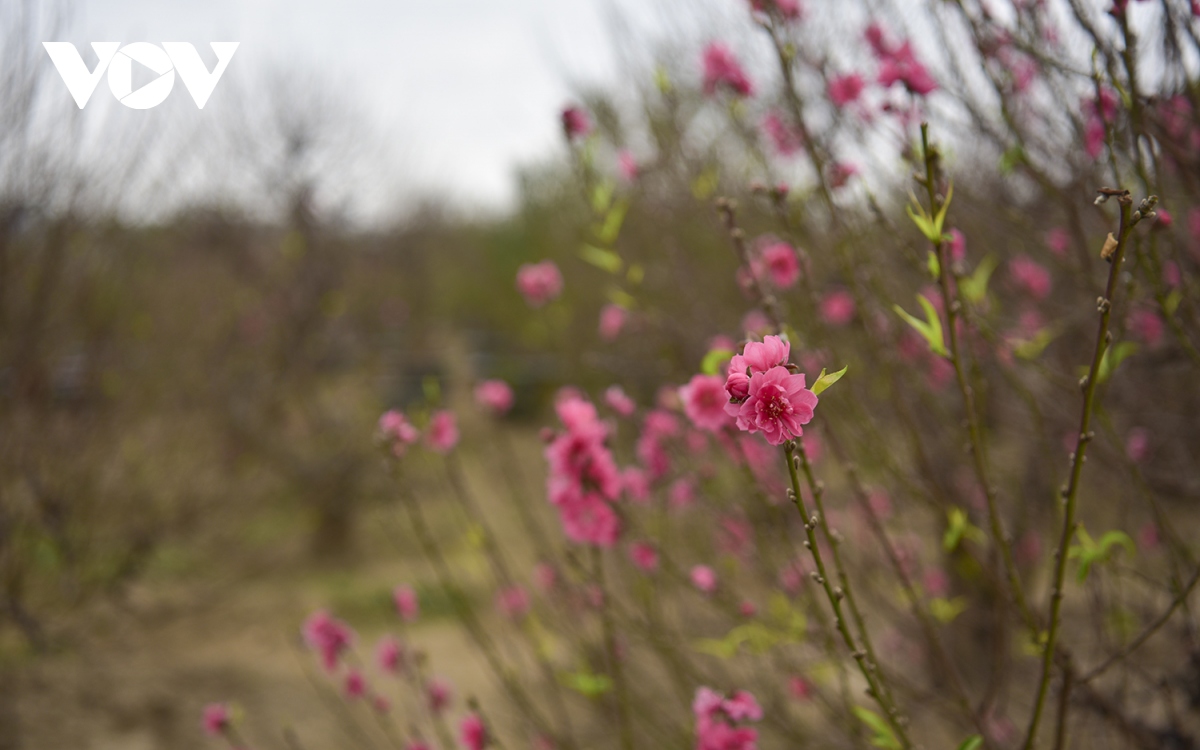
top-left (55, 0), bottom-right (732, 216)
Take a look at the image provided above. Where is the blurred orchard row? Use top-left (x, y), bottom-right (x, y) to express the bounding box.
top-left (5, 0), bottom-right (1200, 749)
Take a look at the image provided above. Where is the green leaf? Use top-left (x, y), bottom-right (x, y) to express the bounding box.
top-left (906, 201), bottom-right (939, 243)
top-left (926, 250), bottom-right (941, 280)
top-left (590, 181), bottom-right (615, 214)
top-left (579, 244), bottom-right (623, 274)
top-left (943, 507), bottom-right (985, 553)
top-left (597, 199), bottom-right (628, 245)
top-left (562, 670), bottom-right (613, 697)
top-left (930, 596), bottom-right (969, 624)
top-left (960, 255), bottom-right (999, 305)
top-left (1068, 527), bottom-right (1135, 582)
top-left (606, 287), bottom-right (637, 309)
top-left (999, 144), bottom-right (1025, 174)
top-left (811, 365), bottom-right (848, 396)
top-left (1096, 341), bottom-right (1138, 384)
top-left (691, 165), bottom-right (719, 200)
top-left (957, 736), bottom-right (984, 750)
top-left (1013, 327), bottom-right (1060, 360)
top-left (894, 294), bottom-right (947, 357)
top-left (694, 637), bottom-right (740, 659)
top-left (654, 65), bottom-right (672, 93)
top-left (931, 181), bottom-right (954, 239)
top-left (626, 263), bottom-right (644, 285)
top-left (853, 707), bottom-right (902, 750)
top-left (701, 348), bottom-right (734, 376)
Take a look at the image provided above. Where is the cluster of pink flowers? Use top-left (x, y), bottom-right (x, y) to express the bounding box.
top-left (474, 379), bottom-right (514, 416)
top-left (426, 410), bottom-right (460, 453)
top-left (1010, 255), bottom-right (1052, 300)
top-left (637, 408), bottom-right (680, 480)
top-left (702, 43), bottom-right (754, 98)
top-left (516, 260), bottom-right (564, 308)
top-left (763, 112), bottom-right (803, 156)
top-left (828, 73), bottom-right (865, 108)
top-left (753, 240), bottom-right (801, 289)
top-left (461, 713), bottom-right (488, 750)
top-left (865, 23), bottom-right (938, 96)
top-left (694, 687), bottom-right (762, 750)
top-left (379, 410), bottom-right (419, 456)
top-left (303, 610), bottom-right (355, 671)
top-left (723, 336), bottom-right (818, 446)
top-left (544, 395), bottom-right (623, 547)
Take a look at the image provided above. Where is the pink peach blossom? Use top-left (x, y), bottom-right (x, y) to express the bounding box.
top-left (604, 385), bottom-right (636, 416)
top-left (681, 374), bottom-right (734, 433)
top-left (599, 304), bottom-right (628, 341)
top-left (379, 410), bottom-right (419, 456)
top-left (702, 43), bottom-right (754, 97)
top-left (426, 410), bottom-right (459, 453)
top-left (394, 585), bottom-right (419, 621)
top-left (1010, 256), bottom-right (1052, 299)
top-left (376, 635), bottom-right (404, 674)
top-left (725, 367), bottom-right (818, 446)
top-left (202, 703), bottom-right (230, 737)
top-left (474, 380), bottom-right (514, 416)
top-left (461, 713), bottom-right (488, 750)
top-left (516, 260), bottom-right (563, 308)
top-left (561, 106), bottom-right (590, 140)
top-left (828, 73), bottom-right (865, 107)
top-left (630, 541), bottom-right (660, 572)
top-left (691, 564), bottom-right (718, 593)
top-left (820, 290), bottom-right (856, 326)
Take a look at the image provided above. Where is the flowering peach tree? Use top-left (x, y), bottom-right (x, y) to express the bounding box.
top-left (204, 1), bottom-right (1200, 749)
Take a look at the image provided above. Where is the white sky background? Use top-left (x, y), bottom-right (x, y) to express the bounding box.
top-left (49, 0), bottom-right (746, 222)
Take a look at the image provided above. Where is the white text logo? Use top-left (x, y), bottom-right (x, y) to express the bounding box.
top-left (42, 42), bottom-right (239, 109)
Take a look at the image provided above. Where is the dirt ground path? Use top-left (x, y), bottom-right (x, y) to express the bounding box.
top-left (8, 553), bottom-right (499, 750)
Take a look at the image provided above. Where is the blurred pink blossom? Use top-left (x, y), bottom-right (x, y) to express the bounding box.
top-left (426, 410), bottom-right (459, 453)
top-left (617, 149), bottom-right (639, 182)
top-left (1010, 256), bottom-right (1052, 299)
top-left (681, 373), bottom-right (734, 433)
top-left (474, 380), bottom-right (514, 416)
top-left (345, 669), bottom-right (366, 699)
top-left (426, 678), bottom-right (453, 714)
top-left (763, 112), bottom-right (803, 156)
top-left (605, 385), bottom-right (636, 416)
top-left (1045, 227), bottom-right (1071, 257)
top-left (393, 585), bottom-right (419, 621)
top-left (376, 635), bottom-right (404, 674)
top-left (828, 73), bottom-right (865, 107)
top-left (599, 303), bottom-right (628, 341)
top-left (379, 410), bottom-right (419, 457)
top-left (561, 105), bottom-right (590, 140)
top-left (495, 585), bottom-right (531, 620)
top-left (1126, 426), bottom-right (1150, 462)
top-left (1130, 309), bottom-right (1163, 347)
top-left (461, 713), bottom-right (487, 750)
top-left (201, 703), bottom-right (230, 737)
top-left (702, 42), bottom-right (754, 97)
top-left (820, 290), bottom-right (856, 327)
top-left (630, 541), bottom-right (659, 572)
top-left (516, 260), bottom-right (563, 308)
top-left (691, 564), bottom-right (718, 593)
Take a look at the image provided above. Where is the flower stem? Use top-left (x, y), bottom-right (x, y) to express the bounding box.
top-left (783, 440), bottom-right (913, 750)
top-left (1022, 190), bottom-right (1153, 749)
